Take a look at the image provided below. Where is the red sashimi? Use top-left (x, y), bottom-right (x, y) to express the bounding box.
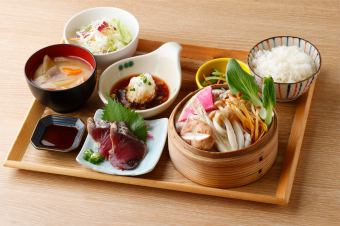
top-left (109, 122), bottom-right (147, 170)
top-left (87, 118), bottom-right (147, 170)
top-left (87, 118), bottom-right (112, 158)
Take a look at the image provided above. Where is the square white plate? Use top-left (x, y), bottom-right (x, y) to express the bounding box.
top-left (76, 109), bottom-right (168, 176)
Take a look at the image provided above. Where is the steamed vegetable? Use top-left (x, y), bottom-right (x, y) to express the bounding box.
top-left (262, 77), bottom-right (276, 125)
top-left (178, 85), bottom-right (271, 152)
top-left (176, 59), bottom-right (276, 153)
top-left (226, 59), bottom-right (276, 126)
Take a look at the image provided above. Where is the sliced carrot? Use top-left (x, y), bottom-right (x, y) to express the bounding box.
top-left (62, 67), bottom-right (82, 75)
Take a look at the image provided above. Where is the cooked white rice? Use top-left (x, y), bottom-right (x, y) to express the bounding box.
top-left (252, 46), bottom-right (316, 83)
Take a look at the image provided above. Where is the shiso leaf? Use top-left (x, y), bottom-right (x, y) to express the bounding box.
top-left (102, 97), bottom-right (147, 141)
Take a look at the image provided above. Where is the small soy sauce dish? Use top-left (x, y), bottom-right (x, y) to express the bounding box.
top-left (31, 115), bottom-right (85, 152)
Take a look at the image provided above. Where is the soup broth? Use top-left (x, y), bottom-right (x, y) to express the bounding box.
top-left (33, 55), bottom-right (93, 90)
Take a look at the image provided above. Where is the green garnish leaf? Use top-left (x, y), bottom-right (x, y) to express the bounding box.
top-left (262, 77), bottom-right (276, 125)
top-left (89, 152), bottom-right (105, 165)
top-left (102, 97), bottom-right (147, 141)
top-left (83, 148), bottom-right (93, 161)
top-left (130, 88), bottom-right (135, 91)
top-left (226, 59), bottom-right (276, 126)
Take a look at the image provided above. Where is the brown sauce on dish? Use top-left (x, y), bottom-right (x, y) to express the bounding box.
top-left (110, 74), bottom-right (170, 110)
top-left (40, 125), bottom-right (78, 149)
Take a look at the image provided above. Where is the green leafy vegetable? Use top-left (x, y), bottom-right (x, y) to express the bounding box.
top-left (226, 59), bottom-right (276, 125)
top-left (107, 38), bottom-right (118, 52)
top-left (83, 149), bottom-right (104, 165)
top-left (202, 68), bottom-right (226, 86)
top-left (262, 77), bottom-right (276, 125)
top-left (102, 97), bottom-right (147, 141)
top-left (226, 59), bottom-right (262, 107)
top-left (112, 18), bottom-right (132, 45)
top-left (83, 148), bottom-right (94, 161)
top-left (89, 152), bottom-right (105, 165)
top-left (211, 69), bottom-right (224, 77)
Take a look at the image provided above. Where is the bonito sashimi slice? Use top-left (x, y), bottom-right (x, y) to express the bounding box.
top-left (87, 118), bottom-right (112, 158)
top-left (109, 121), bottom-right (147, 170)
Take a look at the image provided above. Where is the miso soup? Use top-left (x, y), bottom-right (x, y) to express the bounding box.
top-left (33, 55), bottom-right (93, 90)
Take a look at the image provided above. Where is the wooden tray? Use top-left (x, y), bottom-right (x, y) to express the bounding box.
top-left (4, 39), bottom-right (315, 205)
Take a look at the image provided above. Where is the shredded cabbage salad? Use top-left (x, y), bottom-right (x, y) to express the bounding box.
top-left (71, 18), bottom-right (132, 54)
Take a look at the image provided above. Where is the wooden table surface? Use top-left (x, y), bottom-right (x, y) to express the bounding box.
top-left (1, 0), bottom-right (339, 225)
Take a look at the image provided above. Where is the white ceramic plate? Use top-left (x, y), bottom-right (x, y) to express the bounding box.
top-left (76, 109), bottom-right (168, 176)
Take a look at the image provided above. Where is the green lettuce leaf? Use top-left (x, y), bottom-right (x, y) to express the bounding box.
top-left (106, 38), bottom-right (117, 52)
top-left (111, 18), bottom-right (132, 45)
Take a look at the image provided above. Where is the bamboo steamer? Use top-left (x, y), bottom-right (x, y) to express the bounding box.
top-left (168, 86), bottom-right (278, 188)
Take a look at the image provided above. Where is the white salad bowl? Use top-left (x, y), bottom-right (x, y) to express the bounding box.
top-left (63, 7), bottom-right (139, 67)
top-left (98, 42), bottom-right (182, 118)
top-left (76, 109), bottom-right (168, 176)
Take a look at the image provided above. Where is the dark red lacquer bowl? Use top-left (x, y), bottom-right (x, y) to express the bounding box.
top-left (25, 44), bottom-right (97, 113)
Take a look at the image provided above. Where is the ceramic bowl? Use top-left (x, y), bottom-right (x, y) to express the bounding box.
top-left (25, 44), bottom-right (97, 113)
top-left (98, 42), bottom-right (182, 118)
top-left (63, 7), bottom-right (139, 67)
top-left (195, 58), bottom-right (250, 89)
top-left (248, 36), bottom-right (321, 102)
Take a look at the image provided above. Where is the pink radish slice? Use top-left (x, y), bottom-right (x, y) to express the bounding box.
top-left (178, 86), bottom-right (214, 122)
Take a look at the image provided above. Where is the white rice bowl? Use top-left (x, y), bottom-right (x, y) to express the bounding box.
top-left (252, 46), bottom-right (317, 83)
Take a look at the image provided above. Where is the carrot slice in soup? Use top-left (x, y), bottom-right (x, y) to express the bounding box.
top-left (62, 67), bottom-right (82, 75)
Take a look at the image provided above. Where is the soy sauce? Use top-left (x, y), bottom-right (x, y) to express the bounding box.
top-left (40, 125), bottom-right (78, 149)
